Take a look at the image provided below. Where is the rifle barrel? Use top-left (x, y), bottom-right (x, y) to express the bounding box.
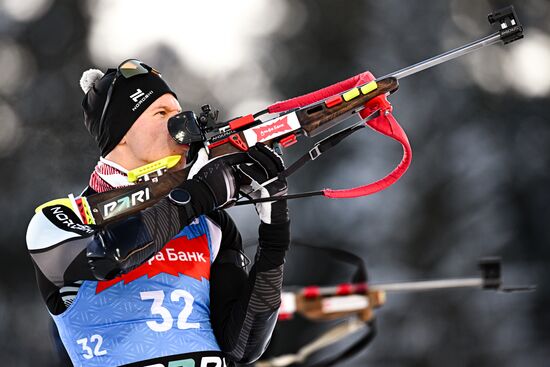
top-left (379, 32), bottom-right (502, 81)
top-left (371, 277), bottom-right (484, 292)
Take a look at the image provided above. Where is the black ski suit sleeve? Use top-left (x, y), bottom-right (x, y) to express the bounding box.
top-left (208, 210), bottom-right (290, 364)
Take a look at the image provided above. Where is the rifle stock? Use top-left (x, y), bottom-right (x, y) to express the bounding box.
top-left (298, 77), bottom-right (398, 136)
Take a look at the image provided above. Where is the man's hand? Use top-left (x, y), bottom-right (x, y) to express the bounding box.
top-left (87, 214), bottom-right (154, 280)
top-left (192, 155), bottom-right (243, 209)
top-left (178, 150), bottom-right (248, 215)
top-left (238, 143), bottom-right (289, 224)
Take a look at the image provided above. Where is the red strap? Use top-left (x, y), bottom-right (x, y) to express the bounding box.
top-left (322, 95), bottom-right (412, 199)
top-left (259, 71), bottom-right (411, 200)
top-left (267, 71), bottom-right (375, 114)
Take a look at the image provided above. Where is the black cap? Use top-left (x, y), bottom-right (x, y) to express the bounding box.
top-left (81, 63), bottom-right (176, 156)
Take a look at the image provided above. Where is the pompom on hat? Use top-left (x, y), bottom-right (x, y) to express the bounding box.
top-left (80, 59), bottom-right (176, 156)
top-left (80, 69), bottom-right (105, 94)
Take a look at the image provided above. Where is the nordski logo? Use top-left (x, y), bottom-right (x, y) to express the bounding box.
top-left (130, 89), bottom-right (145, 102)
top-left (95, 234), bottom-right (211, 294)
top-left (131, 90), bottom-right (154, 111)
top-left (49, 206), bottom-right (94, 234)
top-left (252, 116), bottom-right (292, 142)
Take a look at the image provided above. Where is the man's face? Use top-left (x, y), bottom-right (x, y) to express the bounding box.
top-left (122, 93), bottom-right (189, 168)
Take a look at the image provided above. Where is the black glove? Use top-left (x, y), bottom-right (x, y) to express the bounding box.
top-left (238, 143), bottom-right (289, 224)
top-left (87, 214), bottom-right (154, 280)
top-left (177, 152), bottom-right (248, 217)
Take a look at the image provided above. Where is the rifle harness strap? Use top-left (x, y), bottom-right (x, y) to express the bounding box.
top-left (280, 124), bottom-right (366, 179)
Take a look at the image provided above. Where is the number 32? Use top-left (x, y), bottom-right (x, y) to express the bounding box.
top-left (140, 289), bottom-right (200, 332)
top-left (77, 334), bottom-right (107, 360)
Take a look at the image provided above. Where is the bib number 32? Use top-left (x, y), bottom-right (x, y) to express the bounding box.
top-left (77, 334), bottom-right (107, 360)
top-left (140, 289), bottom-right (200, 332)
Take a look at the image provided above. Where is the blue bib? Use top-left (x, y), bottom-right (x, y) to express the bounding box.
top-left (52, 216), bottom-right (221, 367)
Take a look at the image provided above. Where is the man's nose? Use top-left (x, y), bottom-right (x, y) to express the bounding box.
top-left (168, 110), bottom-right (181, 119)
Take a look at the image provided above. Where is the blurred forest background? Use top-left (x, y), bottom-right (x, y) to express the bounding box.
top-left (0, 0), bottom-right (548, 366)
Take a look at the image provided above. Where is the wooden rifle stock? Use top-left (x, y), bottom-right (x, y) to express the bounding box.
top-left (297, 77), bottom-right (398, 136)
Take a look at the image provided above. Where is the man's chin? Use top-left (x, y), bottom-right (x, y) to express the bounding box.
top-left (163, 144), bottom-right (190, 171)
top-left (175, 148), bottom-right (193, 170)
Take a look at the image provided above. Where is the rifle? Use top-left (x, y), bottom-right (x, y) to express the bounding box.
top-left (257, 254), bottom-right (534, 367)
top-left (74, 6), bottom-right (522, 226)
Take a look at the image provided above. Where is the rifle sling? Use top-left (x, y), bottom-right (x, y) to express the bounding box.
top-left (235, 120), bottom-right (370, 205)
top-left (280, 123), bottom-right (366, 179)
